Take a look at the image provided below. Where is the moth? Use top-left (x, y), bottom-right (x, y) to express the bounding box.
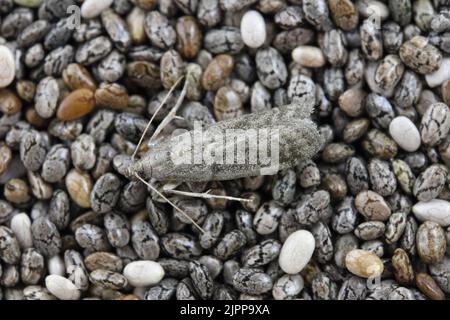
top-left (129, 73), bottom-right (323, 232)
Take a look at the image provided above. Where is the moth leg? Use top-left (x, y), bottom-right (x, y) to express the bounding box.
top-left (131, 75), bottom-right (186, 161)
top-left (134, 173), bottom-right (206, 233)
top-left (165, 188), bottom-right (251, 202)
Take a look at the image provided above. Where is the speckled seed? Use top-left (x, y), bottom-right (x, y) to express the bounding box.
top-left (332, 197), bottom-right (358, 234)
top-left (360, 19), bottom-right (383, 61)
top-left (0, 45), bottom-right (15, 88)
top-left (391, 248), bottom-right (414, 285)
top-left (334, 234), bottom-right (358, 269)
top-left (255, 47), bottom-right (287, 90)
top-left (354, 221), bottom-right (386, 241)
top-left (389, 116), bottom-right (421, 152)
top-left (75, 224), bottom-right (110, 252)
top-left (420, 102), bottom-right (450, 147)
top-left (213, 230), bottom-right (247, 260)
top-left (202, 54), bottom-right (233, 91)
top-left (374, 54), bottom-right (405, 91)
top-left (413, 164), bottom-right (448, 202)
top-left (89, 269), bottom-right (128, 290)
top-left (104, 213), bottom-right (130, 248)
top-left (144, 278), bottom-right (178, 300)
top-left (253, 201), bottom-right (284, 235)
top-left (20, 131), bottom-right (47, 172)
top-left (189, 261), bottom-right (214, 299)
top-left (204, 27), bottom-right (244, 54)
top-left (21, 248), bottom-right (45, 285)
top-left (65, 169), bottom-right (92, 209)
top-left (296, 190), bottom-right (331, 226)
top-left (365, 93), bottom-right (395, 130)
top-left (240, 10), bottom-right (266, 49)
top-left (232, 268), bottom-right (272, 295)
top-left (144, 11), bottom-right (176, 49)
top-left (45, 275), bottom-right (80, 300)
top-left (399, 36), bottom-right (442, 74)
top-left (161, 233), bottom-right (202, 260)
top-left (391, 159), bottom-right (414, 195)
top-left (296, 160), bottom-right (321, 188)
top-left (272, 169), bottom-right (296, 206)
top-left (272, 274), bottom-right (304, 300)
top-left (75, 36), bottom-right (113, 66)
top-left (287, 74), bottom-right (316, 106)
top-left (35, 77), bottom-right (59, 119)
top-left (345, 249), bottom-right (384, 278)
top-left (90, 173), bottom-right (121, 214)
top-left (416, 221), bottom-right (446, 264)
top-left (368, 159), bottom-right (397, 197)
top-left (131, 220), bottom-right (159, 260)
top-left (28, 170), bottom-right (52, 200)
top-left (57, 89), bottom-right (96, 121)
top-left (123, 261), bottom-right (164, 287)
top-left (385, 212), bottom-right (407, 244)
top-left (31, 217), bottom-right (61, 257)
top-left (362, 129), bottom-right (398, 159)
top-left (279, 230), bottom-right (315, 274)
top-left (345, 157), bottom-right (369, 196)
top-left (0, 226), bottom-right (21, 264)
top-left (70, 134), bottom-right (96, 171)
top-left (416, 272), bottom-right (445, 300)
top-left (242, 239), bottom-right (281, 268)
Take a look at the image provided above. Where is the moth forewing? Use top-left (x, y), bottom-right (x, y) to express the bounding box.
top-left (134, 115), bottom-right (323, 182)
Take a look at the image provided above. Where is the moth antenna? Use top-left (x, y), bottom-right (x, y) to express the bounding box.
top-left (134, 173), bottom-right (206, 234)
top-left (166, 189), bottom-right (252, 203)
top-left (151, 70), bottom-right (190, 142)
top-left (132, 75), bottom-right (185, 161)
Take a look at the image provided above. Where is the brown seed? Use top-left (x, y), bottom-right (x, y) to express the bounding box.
top-left (415, 272), bottom-right (445, 300)
top-left (322, 173), bottom-right (347, 201)
top-left (391, 248), bottom-right (414, 285)
top-left (0, 142), bottom-right (12, 176)
top-left (65, 169), bottom-right (93, 208)
top-left (25, 107), bottom-right (46, 128)
top-left (345, 249), bottom-right (384, 278)
top-left (322, 143), bottom-right (355, 163)
top-left (338, 87), bottom-right (367, 117)
top-left (176, 16), bottom-right (202, 59)
top-left (131, 0), bottom-right (156, 10)
top-left (0, 89), bottom-right (22, 115)
top-left (126, 61), bottom-right (162, 89)
top-left (4, 178), bottom-right (31, 205)
top-left (84, 252), bottom-right (123, 272)
top-left (202, 54), bottom-right (234, 91)
top-left (362, 129), bottom-right (398, 159)
top-left (16, 80), bottom-right (36, 103)
top-left (442, 79), bottom-right (450, 107)
top-left (416, 221), bottom-right (446, 264)
top-left (214, 86), bottom-right (243, 121)
top-left (328, 0), bottom-right (359, 31)
top-left (95, 83), bottom-right (128, 110)
top-left (355, 190), bottom-right (391, 221)
top-left (342, 118), bottom-right (370, 143)
top-left (115, 294), bottom-right (140, 300)
top-left (57, 88), bottom-right (96, 121)
top-left (62, 63), bottom-right (97, 91)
